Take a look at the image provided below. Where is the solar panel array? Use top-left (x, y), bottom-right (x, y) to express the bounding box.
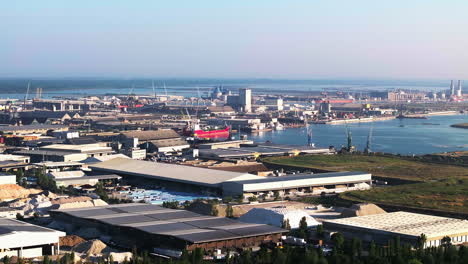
top-left (55, 203), bottom-right (285, 243)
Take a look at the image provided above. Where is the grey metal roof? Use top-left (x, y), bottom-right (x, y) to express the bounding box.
top-left (14, 149), bottom-right (79, 156)
top-left (89, 158), bottom-right (261, 188)
top-left (52, 203), bottom-right (286, 244)
top-left (0, 218), bottom-right (59, 235)
top-left (0, 124), bottom-right (67, 132)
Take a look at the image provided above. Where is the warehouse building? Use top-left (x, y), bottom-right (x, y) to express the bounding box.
top-left (0, 218), bottom-right (65, 258)
top-left (50, 203), bottom-right (286, 253)
top-left (198, 143), bottom-right (332, 160)
top-left (0, 124), bottom-right (68, 135)
top-left (323, 212), bottom-right (468, 247)
top-left (118, 129), bottom-right (189, 154)
top-left (47, 170), bottom-right (122, 187)
top-left (15, 143), bottom-right (113, 163)
top-left (90, 158), bottom-right (371, 197)
top-left (90, 158), bottom-right (263, 194)
top-left (222, 171), bottom-right (372, 197)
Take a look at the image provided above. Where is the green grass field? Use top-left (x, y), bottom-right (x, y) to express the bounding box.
top-left (263, 154), bottom-right (468, 214)
top-left (341, 179), bottom-right (468, 214)
top-left (263, 154), bottom-right (468, 181)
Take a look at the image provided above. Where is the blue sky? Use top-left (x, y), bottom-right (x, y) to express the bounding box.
top-left (2, 1), bottom-right (468, 79)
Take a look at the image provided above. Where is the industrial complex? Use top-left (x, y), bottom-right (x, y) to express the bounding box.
top-left (50, 203), bottom-right (286, 253)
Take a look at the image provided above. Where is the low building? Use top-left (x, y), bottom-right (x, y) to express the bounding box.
top-left (207, 106), bottom-right (236, 115)
top-left (199, 143), bottom-right (332, 160)
top-left (34, 161), bottom-right (84, 172)
top-left (50, 203), bottom-right (286, 253)
top-left (323, 211), bottom-right (468, 247)
top-left (0, 124), bottom-right (68, 135)
top-left (239, 207), bottom-right (320, 229)
top-left (198, 140), bottom-right (254, 150)
top-left (51, 173), bottom-right (122, 187)
top-left (222, 171), bottom-right (372, 197)
top-left (15, 143), bottom-right (113, 163)
top-left (0, 154), bottom-right (31, 173)
top-left (32, 99), bottom-right (96, 112)
top-left (0, 218), bottom-right (65, 258)
top-left (0, 154), bottom-right (30, 163)
top-left (118, 129), bottom-right (188, 154)
top-left (0, 173), bottom-right (16, 185)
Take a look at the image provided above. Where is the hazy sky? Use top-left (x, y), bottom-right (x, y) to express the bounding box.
top-left (2, 1), bottom-right (468, 79)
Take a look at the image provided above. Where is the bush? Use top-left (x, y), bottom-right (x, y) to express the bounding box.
top-left (248, 196), bottom-right (258, 202)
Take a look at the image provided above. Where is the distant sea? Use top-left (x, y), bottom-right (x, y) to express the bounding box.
top-left (0, 78), bottom-right (453, 99)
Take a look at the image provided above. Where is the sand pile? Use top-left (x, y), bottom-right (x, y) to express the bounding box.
top-left (72, 239), bottom-right (109, 255)
top-left (51, 196), bottom-right (92, 205)
top-left (50, 198), bottom-right (108, 210)
top-left (60, 235), bottom-right (86, 248)
top-left (341, 203), bottom-right (386, 217)
top-left (0, 184), bottom-right (42, 200)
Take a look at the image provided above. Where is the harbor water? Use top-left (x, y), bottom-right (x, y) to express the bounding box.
top-left (248, 114), bottom-right (468, 155)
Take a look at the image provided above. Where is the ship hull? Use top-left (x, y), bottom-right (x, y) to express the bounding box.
top-left (184, 126), bottom-right (230, 140)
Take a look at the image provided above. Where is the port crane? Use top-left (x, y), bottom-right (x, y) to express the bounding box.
top-left (364, 122), bottom-right (374, 154)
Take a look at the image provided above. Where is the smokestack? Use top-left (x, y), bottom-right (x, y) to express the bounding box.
top-left (457, 80), bottom-right (462, 97)
top-left (450, 80), bottom-right (455, 96)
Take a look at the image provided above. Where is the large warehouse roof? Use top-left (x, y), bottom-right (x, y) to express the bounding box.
top-left (52, 203), bottom-right (285, 244)
top-left (90, 158), bottom-right (262, 188)
top-left (0, 218), bottom-right (65, 249)
top-left (324, 211), bottom-right (468, 240)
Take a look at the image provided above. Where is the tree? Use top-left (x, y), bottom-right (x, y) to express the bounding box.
top-left (369, 240), bottom-right (377, 258)
top-left (248, 196), bottom-right (258, 202)
top-left (417, 234), bottom-right (427, 250)
top-left (281, 219), bottom-right (291, 230)
top-left (16, 213), bottom-right (24, 221)
top-left (298, 216), bottom-right (308, 240)
top-left (272, 248), bottom-right (287, 264)
top-left (442, 236), bottom-right (451, 247)
top-left (43, 255), bottom-right (51, 264)
top-left (191, 248), bottom-right (204, 264)
top-left (274, 191), bottom-right (281, 201)
top-left (316, 224), bottom-right (324, 240)
top-left (15, 170), bottom-right (25, 187)
top-left (225, 205), bottom-right (234, 218)
top-left (236, 195), bottom-right (244, 204)
top-left (210, 205), bottom-right (219, 216)
top-left (95, 182), bottom-right (108, 200)
top-left (331, 232), bottom-right (345, 252)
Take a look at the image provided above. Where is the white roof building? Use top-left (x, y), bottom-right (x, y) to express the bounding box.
top-left (239, 207), bottom-right (320, 229)
top-left (0, 218), bottom-right (65, 258)
top-left (324, 211), bottom-right (468, 247)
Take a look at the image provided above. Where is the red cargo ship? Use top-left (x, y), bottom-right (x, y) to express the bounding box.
top-left (183, 123), bottom-right (230, 140)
